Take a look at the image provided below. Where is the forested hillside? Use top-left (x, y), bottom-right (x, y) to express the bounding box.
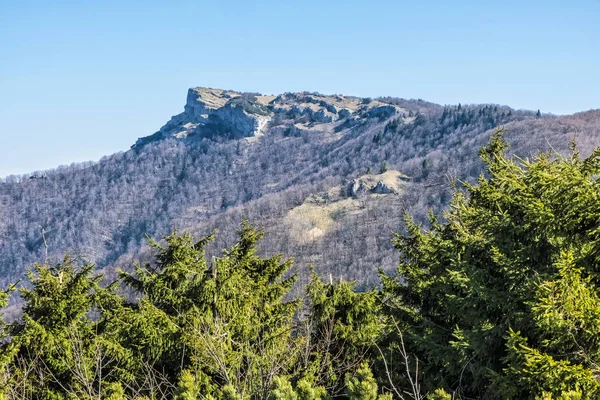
top-left (0, 88), bottom-right (599, 291)
top-left (2, 134), bottom-right (600, 399)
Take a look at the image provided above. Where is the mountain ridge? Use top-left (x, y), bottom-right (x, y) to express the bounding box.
top-left (133, 87), bottom-right (411, 148)
top-left (0, 87), bottom-right (599, 297)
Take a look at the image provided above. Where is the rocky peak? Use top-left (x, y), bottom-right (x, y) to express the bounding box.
top-left (133, 87), bottom-right (405, 147)
top-left (134, 88), bottom-right (273, 147)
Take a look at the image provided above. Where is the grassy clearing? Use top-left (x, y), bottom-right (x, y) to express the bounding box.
top-left (285, 170), bottom-right (406, 243)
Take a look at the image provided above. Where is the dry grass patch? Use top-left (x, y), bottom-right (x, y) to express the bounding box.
top-left (191, 87), bottom-right (241, 109)
top-left (285, 197), bottom-right (362, 243)
top-left (285, 169), bottom-right (406, 243)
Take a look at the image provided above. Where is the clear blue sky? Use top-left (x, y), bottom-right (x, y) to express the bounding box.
top-left (1, 1), bottom-right (598, 177)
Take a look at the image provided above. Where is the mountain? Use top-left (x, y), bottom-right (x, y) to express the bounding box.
top-left (1, 87), bottom-right (599, 294)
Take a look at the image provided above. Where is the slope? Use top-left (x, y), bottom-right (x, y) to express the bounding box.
top-left (0, 88), bottom-right (598, 291)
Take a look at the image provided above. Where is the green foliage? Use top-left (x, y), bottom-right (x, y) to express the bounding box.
top-left (1, 257), bottom-right (132, 399)
top-left (295, 377), bottom-right (328, 400)
top-left (383, 130), bottom-right (600, 398)
top-left (304, 270), bottom-right (386, 395)
top-left (220, 384), bottom-right (242, 400)
top-left (426, 388), bottom-right (452, 400)
top-left (116, 222), bottom-right (302, 397)
top-left (345, 363), bottom-right (390, 400)
top-left (503, 330), bottom-right (598, 397)
top-left (174, 369), bottom-right (201, 400)
top-left (104, 382), bottom-right (127, 400)
top-left (0, 221), bottom-right (395, 398)
top-left (7, 130), bottom-right (600, 398)
top-left (270, 377), bottom-right (299, 400)
top-left (537, 391), bottom-right (583, 400)
top-left (269, 376), bottom-right (328, 400)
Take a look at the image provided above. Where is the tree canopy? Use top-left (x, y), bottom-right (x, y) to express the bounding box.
top-left (2, 131), bottom-right (600, 399)
top-left (382, 131), bottom-right (600, 399)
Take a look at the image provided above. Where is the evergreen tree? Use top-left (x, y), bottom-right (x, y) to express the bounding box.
top-left (379, 162), bottom-right (388, 174)
top-left (2, 258), bottom-right (132, 399)
top-left (118, 222), bottom-right (301, 398)
top-left (382, 130), bottom-right (600, 398)
top-left (302, 270), bottom-right (386, 396)
top-left (0, 223), bottom-right (400, 399)
top-left (345, 363), bottom-right (391, 400)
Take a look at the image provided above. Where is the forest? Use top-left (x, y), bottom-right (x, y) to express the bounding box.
top-left (3, 90), bottom-right (599, 304)
top-left (0, 132), bottom-right (599, 399)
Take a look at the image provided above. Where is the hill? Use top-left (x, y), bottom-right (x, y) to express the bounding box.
top-left (1, 87), bottom-right (599, 292)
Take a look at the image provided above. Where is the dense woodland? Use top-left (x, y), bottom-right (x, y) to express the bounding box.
top-left (1, 133), bottom-right (600, 399)
top-left (1, 92), bottom-right (599, 299)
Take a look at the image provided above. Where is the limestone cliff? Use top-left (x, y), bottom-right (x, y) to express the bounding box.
top-left (134, 87), bottom-right (404, 147)
top-left (134, 88), bottom-right (272, 146)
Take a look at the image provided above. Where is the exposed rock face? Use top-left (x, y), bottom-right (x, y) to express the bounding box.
top-left (134, 88), bottom-right (272, 146)
top-left (367, 104), bottom-right (397, 120)
top-left (346, 174), bottom-right (401, 198)
top-left (372, 180), bottom-right (395, 194)
top-left (133, 87), bottom-right (405, 147)
top-left (347, 180), bottom-right (366, 198)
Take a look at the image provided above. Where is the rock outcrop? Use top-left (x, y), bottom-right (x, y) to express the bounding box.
top-left (134, 88), bottom-right (272, 147)
top-left (133, 87), bottom-right (404, 147)
top-left (367, 104), bottom-right (397, 120)
top-left (372, 180), bottom-right (395, 194)
top-left (347, 179), bottom-right (366, 198)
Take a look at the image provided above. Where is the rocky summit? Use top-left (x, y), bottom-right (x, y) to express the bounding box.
top-left (134, 87), bottom-right (403, 146)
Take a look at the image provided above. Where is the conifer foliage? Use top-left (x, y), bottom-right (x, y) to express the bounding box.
top-left (0, 224), bottom-right (391, 399)
top-left (383, 131), bottom-right (600, 398)
top-left (3, 132), bottom-right (600, 399)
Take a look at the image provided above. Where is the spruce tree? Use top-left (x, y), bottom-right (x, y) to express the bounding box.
top-left (2, 258), bottom-right (132, 399)
top-left (303, 270), bottom-right (386, 396)
top-left (118, 222), bottom-right (301, 398)
top-left (382, 130), bottom-right (600, 398)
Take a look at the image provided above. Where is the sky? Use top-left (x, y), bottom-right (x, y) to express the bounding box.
top-left (0, 1), bottom-right (599, 177)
